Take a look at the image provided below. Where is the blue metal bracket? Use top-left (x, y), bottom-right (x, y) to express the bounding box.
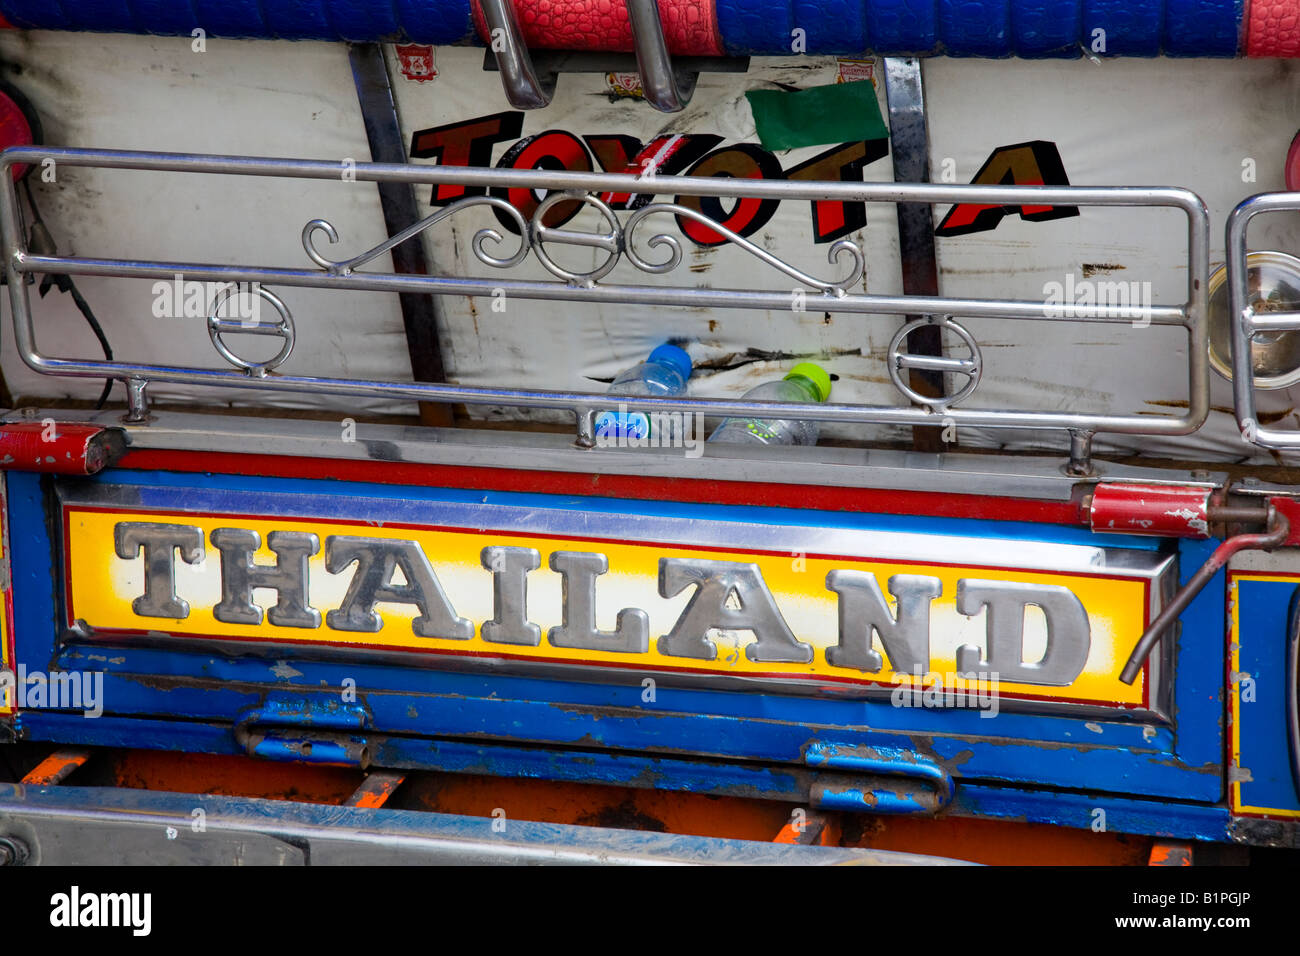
top-left (804, 741), bottom-right (955, 815)
top-left (233, 694), bottom-right (372, 769)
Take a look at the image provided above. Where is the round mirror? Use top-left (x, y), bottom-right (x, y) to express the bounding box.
top-left (1207, 250), bottom-right (1300, 390)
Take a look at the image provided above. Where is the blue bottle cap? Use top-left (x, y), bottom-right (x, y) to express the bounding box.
top-left (648, 343), bottom-right (693, 381)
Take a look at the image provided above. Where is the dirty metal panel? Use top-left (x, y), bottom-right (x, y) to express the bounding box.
top-left (0, 783), bottom-right (970, 866)
top-left (1, 467), bottom-right (1226, 806)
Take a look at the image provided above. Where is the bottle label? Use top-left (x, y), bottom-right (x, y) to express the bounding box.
top-left (595, 409), bottom-right (651, 442)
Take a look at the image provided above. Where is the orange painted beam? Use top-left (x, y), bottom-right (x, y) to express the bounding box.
top-left (345, 770), bottom-right (406, 809)
top-left (21, 748), bottom-right (91, 786)
top-left (773, 809), bottom-right (839, 846)
top-left (1149, 840), bottom-right (1193, 866)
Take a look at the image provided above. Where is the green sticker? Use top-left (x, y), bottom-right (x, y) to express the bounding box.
top-left (744, 80), bottom-right (889, 152)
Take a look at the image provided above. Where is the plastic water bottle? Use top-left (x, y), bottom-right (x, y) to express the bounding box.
top-left (708, 363), bottom-right (832, 446)
top-left (594, 343), bottom-right (693, 443)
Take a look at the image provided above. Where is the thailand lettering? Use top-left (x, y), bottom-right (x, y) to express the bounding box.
top-left (112, 521), bottom-right (1093, 687)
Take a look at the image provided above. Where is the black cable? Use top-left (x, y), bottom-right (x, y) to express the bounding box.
top-left (21, 178), bottom-right (114, 408)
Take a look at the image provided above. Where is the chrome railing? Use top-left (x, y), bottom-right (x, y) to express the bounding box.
top-left (0, 146), bottom-right (1209, 462)
top-left (1227, 192), bottom-right (1300, 449)
top-left (480, 0), bottom-right (694, 112)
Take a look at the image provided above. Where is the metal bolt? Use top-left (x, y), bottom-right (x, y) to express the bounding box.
top-left (0, 836), bottom-right (27, 865)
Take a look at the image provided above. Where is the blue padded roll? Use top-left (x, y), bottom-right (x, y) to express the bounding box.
top-left (192, 1), bottom-right (268, 38)
top-left (715, 0), bottom-right (1243, 56)
top-left (0, 0), bottom-right (475, 44)
top-left (1011, 0), bottom-right (1081, 57)
top-left (0, 0), bottom-right (1248, 56)
top-left (0, 0), bottom-right (74, 30)
top-left (322, 0), bottom-right (397, 44)
top-left (1166, 0), bottom-right (1243, 57)
top-left (794, 0), bottom-right (869, 56)
top-left (1081, 0), bottom-right (1162, 56)
top-left (261, 0), bottom-right (338, 40)
top-left (940, 0), bottom-right (1010, 58)
top-left (393, 0), bottom-right (476, 45)
top-left (44, 0), bottom-right (137, 32)
top-left (132, 0), bottom-right (206, 35)
top-left (864, 0), bottom-right (940, 56)
top-left (716, 0), bottom-right (796, 56)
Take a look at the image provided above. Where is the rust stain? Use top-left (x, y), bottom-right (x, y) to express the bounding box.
top-left (691, 346), bottom-right (861, 372)
top-left (1082, 263), bottom-right (1127, 278)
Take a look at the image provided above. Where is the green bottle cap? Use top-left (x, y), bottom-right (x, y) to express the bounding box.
top-left (785, 362), bottom-right (831, 402)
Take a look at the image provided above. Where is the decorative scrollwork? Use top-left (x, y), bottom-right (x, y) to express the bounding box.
top-left (300, 190), bottom-right (866, 295)
top-left (623, 202), bottom-right (865, 294)
top-left (302, 195), bottom-right (531, 275)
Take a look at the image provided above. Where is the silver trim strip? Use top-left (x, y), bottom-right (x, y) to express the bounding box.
top-left (5, 409), bottom-right (1228, 503)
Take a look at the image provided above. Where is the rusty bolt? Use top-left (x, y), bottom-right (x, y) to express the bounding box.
top-left (0, 836), bottom-right (27, 865)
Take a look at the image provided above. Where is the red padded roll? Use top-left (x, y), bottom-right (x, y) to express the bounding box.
top-left (1247, 0), bottom-right (1300, 57)
top-left (472, 0), bottom-right (724, 56)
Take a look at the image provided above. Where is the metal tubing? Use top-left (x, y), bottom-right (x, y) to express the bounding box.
top-left (1119, 507), bottom-right (1290, 684)
top-left (1226, 192), bottom-right (1300, 448)
top-left (626, 0), bottom-right (692, 112)
top-left (0, 147), bottom-right (1208, 207)
top-left (479, 0), bottom-right (555, 109)
top-left (0, 146), bottom-right (1209, 443)
top-left (15, 255), bottom-right (1191, 326)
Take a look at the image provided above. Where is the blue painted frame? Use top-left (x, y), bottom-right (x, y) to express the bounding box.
top-left (1232, 577), bottom-right (1300, 817)
top-left (4, 466), bottom-right (1229, 826)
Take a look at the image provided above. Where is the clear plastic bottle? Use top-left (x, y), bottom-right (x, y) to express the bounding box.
top-left (708, 362), bottom-right (832, 446)
top-left (594, 343), bottom-right (693, 443)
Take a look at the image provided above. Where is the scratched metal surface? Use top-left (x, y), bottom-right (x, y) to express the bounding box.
top-left (0, 783), bottom-right (973, 864)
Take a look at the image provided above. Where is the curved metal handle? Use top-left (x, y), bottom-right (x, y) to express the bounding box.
top-left (1120, 506), bottom-right (1290, 684)
top-left (233, 697), bottom-right (373, 768)
top-left (480, 0), bottom-right (555, 109)
top-left (626, 0), bottom-right (694, 112)
top-left (805, 742), bottom-right (954, 815)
